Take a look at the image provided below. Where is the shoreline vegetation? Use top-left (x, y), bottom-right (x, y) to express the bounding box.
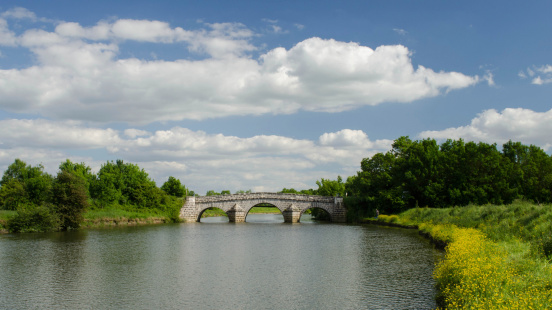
top-left (0, 206), bottom-right (291, 232)
top-left (364, 201), bottom-right (552, 309)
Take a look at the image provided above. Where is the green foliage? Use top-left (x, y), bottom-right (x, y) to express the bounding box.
top-left (0, 158), bottom-right (185, 232)
top-left (91, 159), bottom-right (166, 210)
top-left (6, 204), bottom-right (59, 233)
top-left (161, 176), bottom-right (186, 197)
top-left (52, 171), bottom-right (89, 231)
top-left (346, 137), bottom-right (552, 219)
top-left (280, 188), bottom-right (315, 195)
top-left (206, 190), bottom-right (220, 196)
top-left (0, 159), bottom-right (53, 209)
top-left (315, 176), bottom-right (345, 197)
top-left (0, 179), bottom-right (26, 210)
top-left (59, 159), bottom-right (95, 196)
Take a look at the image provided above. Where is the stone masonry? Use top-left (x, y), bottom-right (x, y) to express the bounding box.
top-left (180, 192), bottom-right (346, 223)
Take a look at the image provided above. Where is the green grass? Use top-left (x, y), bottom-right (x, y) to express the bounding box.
top-left (201, 206), bottom-right (284, 218)
top-left (0, 210), bottom-right (17, 221)
top-left (0, 210), bottom-right (16, 230)
top-left (394, 200), bottom-right (552, 249)
top-left (82, 204), bottom-right (180, 227)
top-left (371, 201), bottom-right (552, 309)
top-left (248, 206), bottom-right (281, 214)
top-left (201, 208), bottom-right (228, 217)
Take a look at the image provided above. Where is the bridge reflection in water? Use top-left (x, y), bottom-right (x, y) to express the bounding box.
top-left (180, 192), bottom-right (346, 223)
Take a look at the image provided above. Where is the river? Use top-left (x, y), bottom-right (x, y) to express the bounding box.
top-left (0, 214), bottom-right (441, 309)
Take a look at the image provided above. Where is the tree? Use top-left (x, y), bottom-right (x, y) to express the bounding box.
top-left (161, 176), bottom-right (186, 197)
top-left (316, 176), bottom-right (345, 197)
top-left (52, 171), bottom-right (89, 230)
top-left (0, 159), bottom-right (53, 208)
top-left (91, 160), bottom-right (159, 208)
top-left (59, 159), bottom-right (95, 196)
top-left (0, 179), bottom-right (26, 210)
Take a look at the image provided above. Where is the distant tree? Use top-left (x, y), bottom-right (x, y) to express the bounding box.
top-left (235, 190), bottom-right (251, 194)
top-left (52, 171), bottom-right (89, 230)
top-left (280, 188), bottom-right (299, 194)
top-left (161, 176), bottom-right (186, 197)
top-left (206, 190), bottom-right (220, 196)
top-left (221, 190), bottom-right (231, 195)
top-left (316, 176), bottom-right (345, 197)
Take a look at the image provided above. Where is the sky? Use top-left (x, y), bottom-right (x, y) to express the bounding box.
top-left (0, 1), bottom-right (551, 195)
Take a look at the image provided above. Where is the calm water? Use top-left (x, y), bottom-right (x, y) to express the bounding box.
top-left (0, 214), bottom-right (441, 309)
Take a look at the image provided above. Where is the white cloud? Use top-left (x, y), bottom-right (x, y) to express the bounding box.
top-left (1, 7), bottom-right (37, 21)
top-left (518, 70), bottom-right (527, 79)
top-left (0, 18), bottom-right (17, 46)
top-left (483, 70), bottom-right (495, 86)
top-left (521, 65), bottom-right (552, 85)
top-left (537, 65), bottom-right (552, 74)
top-left (0, 119), bottom-right (391, 193)
top-left (393, 28), bottom-right (407, 35)
top-left (0, 10), bottom-right (479, 124)
top-left (0, 119), bottom-right (122, 149)
top-left (319, 129), bottom-right (372, 148)
top-left (419, 108), bottom-right (552, 151)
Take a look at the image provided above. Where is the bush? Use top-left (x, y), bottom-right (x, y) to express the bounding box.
top-left (7, 204), bottom-right (59, 233)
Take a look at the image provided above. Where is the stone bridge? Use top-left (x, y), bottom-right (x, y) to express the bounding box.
top-left (180, 192), bottom-right (346, 223)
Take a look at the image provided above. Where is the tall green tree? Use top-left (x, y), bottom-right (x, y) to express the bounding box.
top-left (52, 171), bottom-right (89, 230)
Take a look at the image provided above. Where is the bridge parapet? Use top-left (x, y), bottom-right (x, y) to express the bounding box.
top-left (195, 192), bottom-right (337, 204)
top-left (180, 192), bottom-right (345, 223)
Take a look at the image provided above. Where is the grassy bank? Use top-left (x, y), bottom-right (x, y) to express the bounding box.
top-left (368, 201), bottom-right (552, 309)
top-left (82, 207), bottom-right (176, 228)
top-left (0, 210), bottom-right (16, 232)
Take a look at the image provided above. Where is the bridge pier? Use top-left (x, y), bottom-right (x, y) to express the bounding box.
top-left (227, 204), bottom-right (245, 223)
top-left (282, 204), bottom-right (301, 223)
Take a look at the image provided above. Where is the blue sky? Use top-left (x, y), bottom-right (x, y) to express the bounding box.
top-left (0, 1), bottom-right (551, 194)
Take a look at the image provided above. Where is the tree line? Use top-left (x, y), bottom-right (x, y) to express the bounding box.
top-left (0, 159), bottom-right (188, 232)
top-left (342, 137), bottom-right (552, 217)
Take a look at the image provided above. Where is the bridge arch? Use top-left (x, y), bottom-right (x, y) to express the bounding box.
top-left (198, 207), bottom-right (229, 222)
top-left (180, 193), bottom-right (346, 223)
top-left (300, 206), bottom-right (332, 221)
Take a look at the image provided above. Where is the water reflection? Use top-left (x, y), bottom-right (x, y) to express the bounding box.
top-left (0, 216), bottom-right (439, 309)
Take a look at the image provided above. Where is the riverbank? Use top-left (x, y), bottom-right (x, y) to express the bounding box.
top-left (364, 201), bottom-right (552, 309)
top-left (1, 206), bottom-right (289, 232)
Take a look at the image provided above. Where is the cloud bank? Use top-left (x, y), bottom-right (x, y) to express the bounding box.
top-left (419, 108), bottom-right (552, 151)
top-left (0, 119), bottom-right (392, 193)
top-left (0, 8), bottom-right (479, 124)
